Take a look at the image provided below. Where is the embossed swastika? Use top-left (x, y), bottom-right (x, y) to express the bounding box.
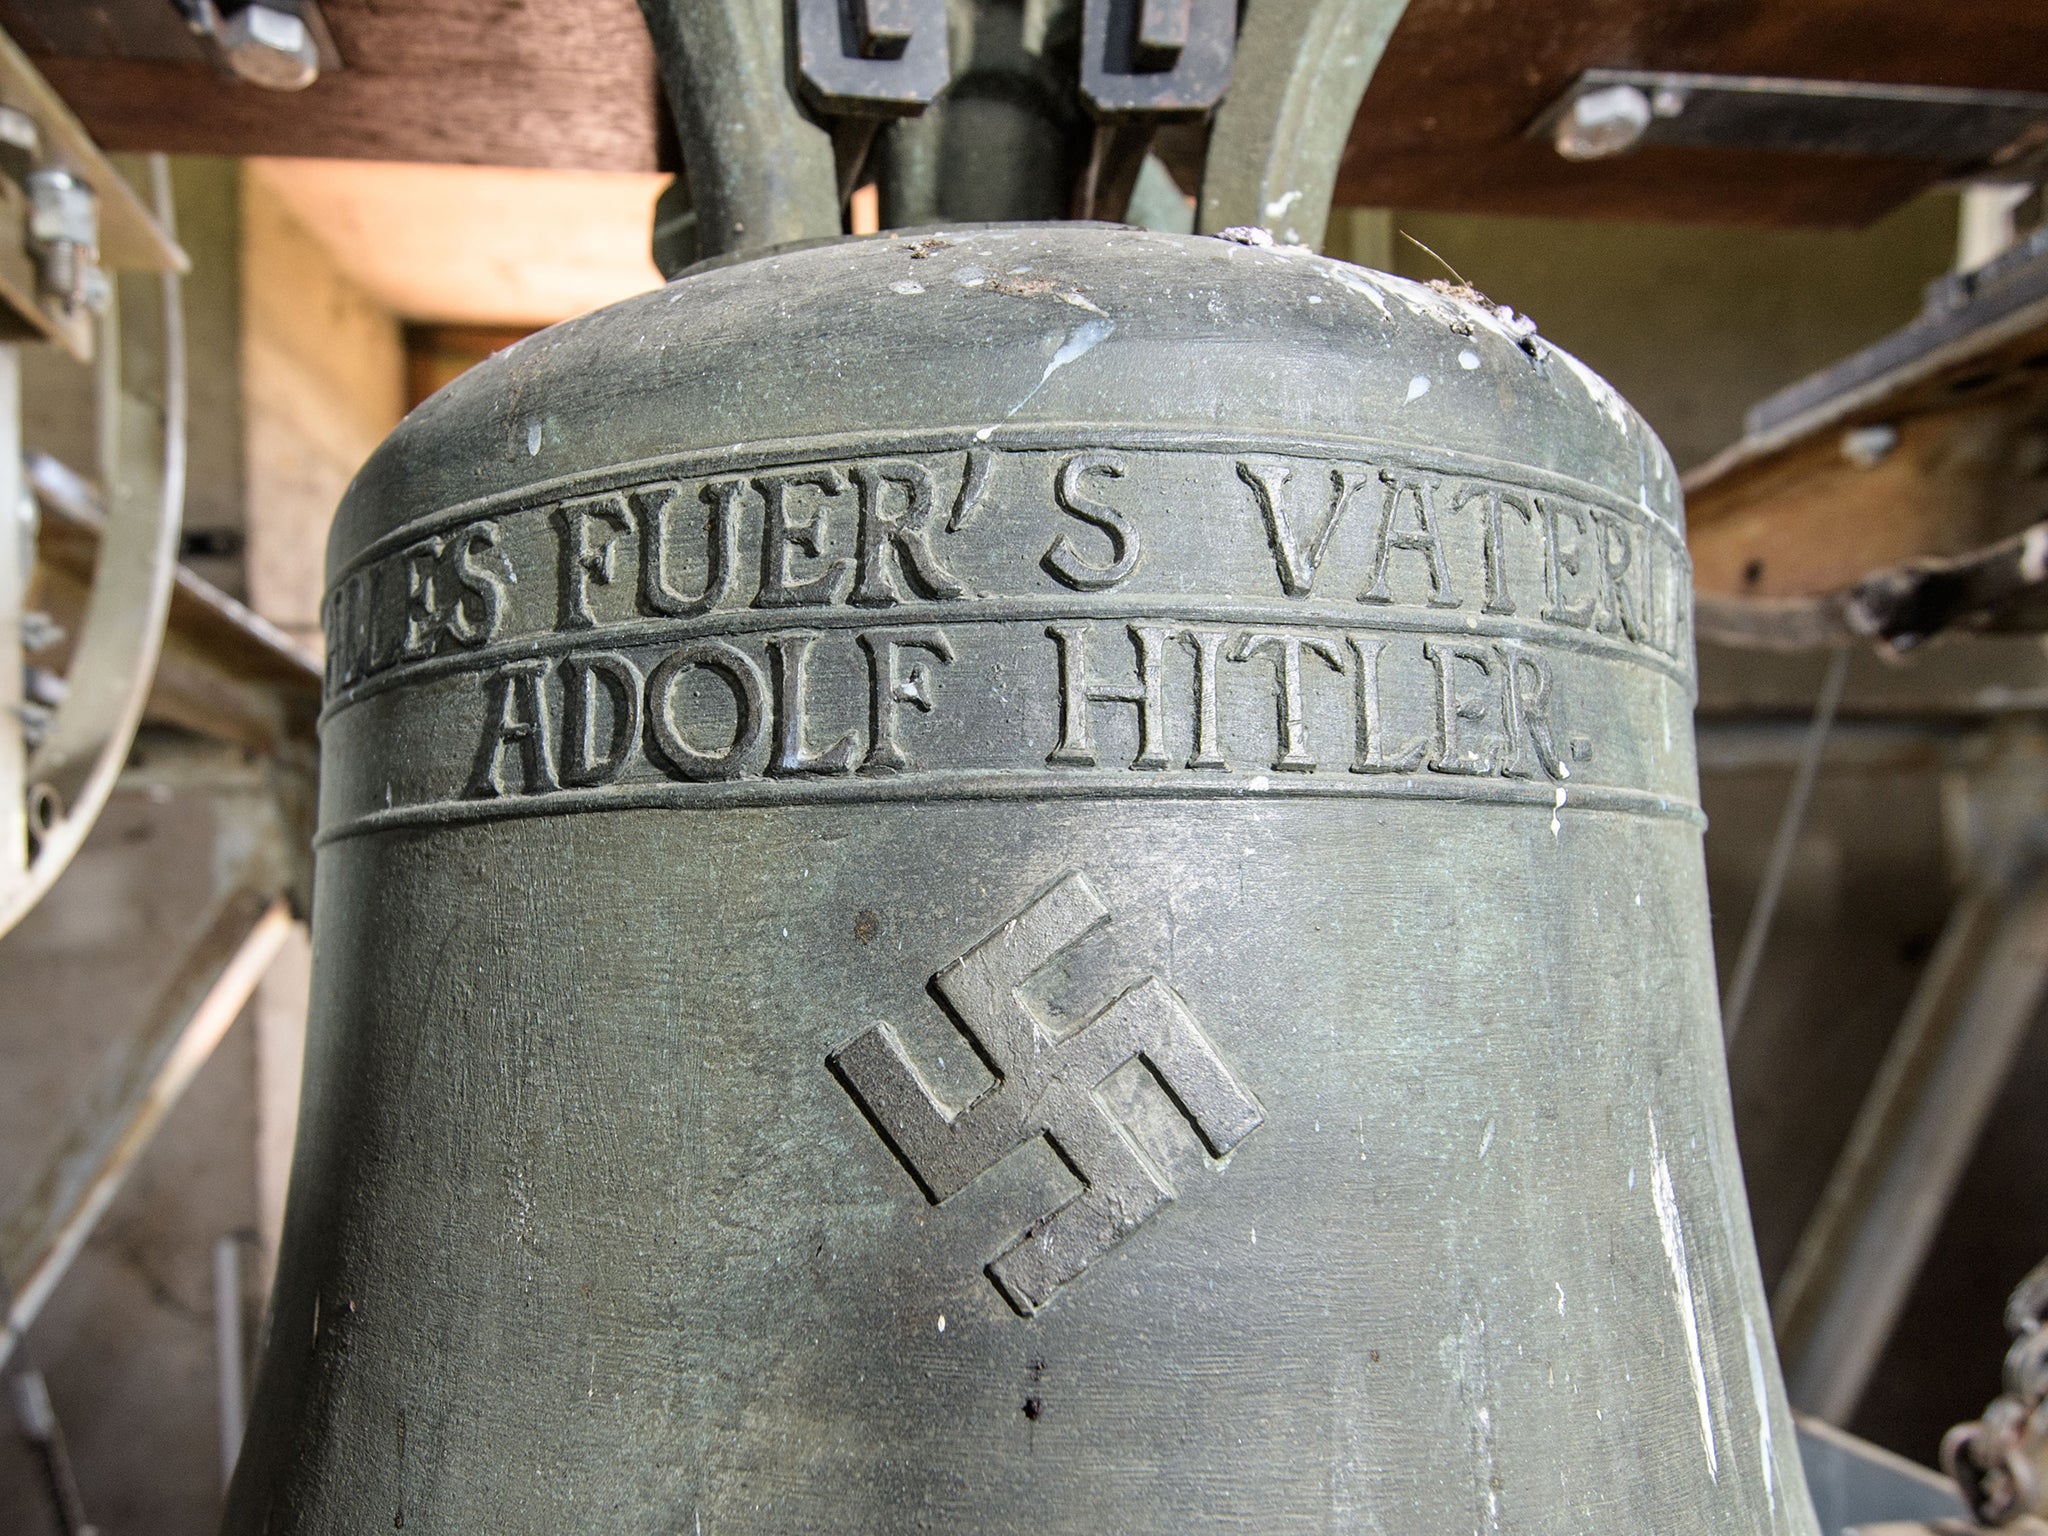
top-left (829, 870), bottom-right (1263, 1315)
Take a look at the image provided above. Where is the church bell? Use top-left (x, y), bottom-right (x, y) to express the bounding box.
top-left (225, 6), bottom-right (1822, 1532)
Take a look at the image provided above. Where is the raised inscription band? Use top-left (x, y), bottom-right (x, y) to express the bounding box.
top-left (315, 434), bottom-right (1700, 843)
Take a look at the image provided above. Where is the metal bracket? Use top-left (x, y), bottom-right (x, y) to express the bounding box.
top-left (794, 0), bottom-right (949, 117)
top-left (0, 24), bottom-right (187, 362)
top-left (1080, 0), bottom-right (1236, 119)
top-left (1530, 69), bottom-right (2048, 170)
top-left (637, 0), bottom-right (841, 259)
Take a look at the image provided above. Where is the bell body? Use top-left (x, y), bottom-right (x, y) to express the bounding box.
top-left (229, 227), bottom-right (1818, 1533)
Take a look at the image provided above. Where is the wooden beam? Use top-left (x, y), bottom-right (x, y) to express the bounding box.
top-left (1338, 0), bottom-right (2048, 228)
top-left (0, 891), bottom-right (294, 1372)
top-left (28, 458), bottom-right (323, 758)
top-left (16, 0), bottom-right (666, 174)
top-left (1688, 285), bottom-right (2048, 600)
top-left (14, 0), bottom-right (2048, 227)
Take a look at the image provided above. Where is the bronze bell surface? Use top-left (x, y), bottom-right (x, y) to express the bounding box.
top-left (227, 225), bottom-right (1819, 1534)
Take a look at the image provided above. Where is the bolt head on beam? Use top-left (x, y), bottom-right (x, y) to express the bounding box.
top-left (1554, 84), bottom-right (1653, 161)
top-left (220, 4), bottom-right (321, 92)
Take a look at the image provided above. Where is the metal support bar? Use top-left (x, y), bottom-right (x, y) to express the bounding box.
top-left (1798, 1413), bottom-right (1971, 1534)
top-left (1528, 69), bottom-right (2048, 170)
top-left (637, 0), bottom-right (840, 259)
top-left (1197, 0), bottom-right (1409, 250)
top-left (0, 892), bottom-right (294, 1372)
top-left (0, 345), bottom-right (21, 889)
top-left (213, 1233), bottom-right (246, 1490)
top-left (1775, 859), bottom-right (2048, 1420)
top-left (8, 1369), bottom-right (96, 1536)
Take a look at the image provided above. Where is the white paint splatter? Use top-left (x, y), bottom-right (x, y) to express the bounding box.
top-left (1263, 188), bottom-right (1304, 222)
top-left (1743, 1316), bottom-right (1779, 1512)
top-left (1405, 375), bottom-right (1431, 404)
top-left (1482, 1404), bottom-right (1500, 1532)
top-left (1551, 785), bottom-right (1567, 840)
top-left (1323, 264), bottom-right (1537, 350)
top-left (1046, 319), bottom-right (1115, 375)
top-left (1552, 346), bottom-right (1633, 434)
top-left (1444, 1307), bottom-right (1502, 1536)
top-left (937, 1314), bottom-right (946, 1333)
top-left (1556, 1282), bottom-right (1567, 1316)
top-left (525, 418), bottom-right (541, 456)
top-left (1327, 264), bottom-right (1392, 317)
top-left (890, 279), bottom-right (924, 295)
top-left (1478, 1117), bottom-right (1496, 1158)
top-left (1458, 349), bottom-right (1482, 370)
top-left (1651, 1114), bottom-right (1719, 1482)
top-left (2024, 525), bottom-right (2048, 583)
top-left (1006, 319), bottom-right (1114, 417)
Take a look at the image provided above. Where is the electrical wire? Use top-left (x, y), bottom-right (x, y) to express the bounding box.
top-left (1722, 645), bottom-right (1854, 1046)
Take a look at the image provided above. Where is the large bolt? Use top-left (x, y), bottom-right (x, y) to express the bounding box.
top-left (218, 2), bottom-right (321, 91)
top-left (1553, 84), bottom-right (1653, 161)
top-left (26, 169), bottom-right (100, 311)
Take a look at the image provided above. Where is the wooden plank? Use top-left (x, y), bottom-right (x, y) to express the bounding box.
top-left (0, 892), bottom-right (293, 1373)
top-left (239, 164), bottom-right (406, 654)
top-left (31, 54), bottom-right (667, 173)
top-left (1687, 401), bottom-right (2026, 599)
top-left (1696, 634), bottom-right (2048, 720)
top-left (28, 469), bottom-right (323, 758)
top-left (15, 0), bottom-right (2048, 226)
top-left (20, 0), bottom-right (665, 174)
top-left (1688, 287), bottom-right (2048, 599)
top-left (1340, 0), bottom-right (2048, 227)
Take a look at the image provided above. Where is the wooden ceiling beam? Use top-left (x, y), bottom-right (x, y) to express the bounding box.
top-left (10, 0), bottom-right (2048, 228)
